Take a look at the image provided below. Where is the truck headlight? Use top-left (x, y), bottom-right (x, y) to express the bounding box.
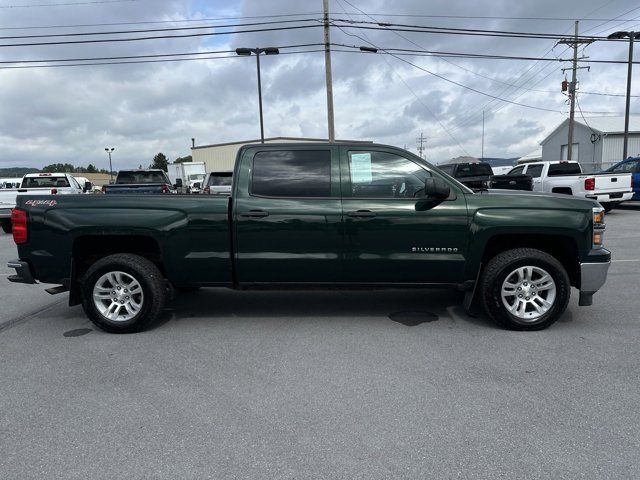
top-left (593, 207), bottom-right (605, 248)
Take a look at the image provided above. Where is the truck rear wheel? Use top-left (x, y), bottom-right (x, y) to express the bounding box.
top-left (1, 220), bottom-right (11, 233)
top-left (480, 248), bottom-right (570, 331)
top-left (80, 254), bottom-right (166, 333)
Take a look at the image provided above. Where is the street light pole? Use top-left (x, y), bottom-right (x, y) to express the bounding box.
top-left (236, 47), bottom-right (279, 143)
top-left (105, 147), bottom-right (115, 183)
top-left (607, 30), bottom-right (640, 161)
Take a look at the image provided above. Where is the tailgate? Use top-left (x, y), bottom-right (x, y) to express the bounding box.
top-left (593, 173), bottom-right (632, 193)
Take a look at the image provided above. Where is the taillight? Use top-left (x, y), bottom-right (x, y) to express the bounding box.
top-left (11, 208), bottom-right (28, 244)
top-left (51, 188), bottom-right (58, 194)
top-left (161, 184), bottom-right (169, 193)
top-left (204, 186), bottom-right (210, 194)
top-left (585, 178), bottom-right (595, 191)
top-left (101, 185), bottom-right (106, 193)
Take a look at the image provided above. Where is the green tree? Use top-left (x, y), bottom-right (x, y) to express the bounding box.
top-left (150, 152), bottom-right (168, 171)
top-left (86, 164), bottom-right (97, 173)
top-left (174, 155), bottom-right (192, 164)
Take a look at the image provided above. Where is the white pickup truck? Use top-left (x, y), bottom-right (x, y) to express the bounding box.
top-left (507, 161), bottom-right (633, 212)
top-left (0, 173), bottom-right (84, 233)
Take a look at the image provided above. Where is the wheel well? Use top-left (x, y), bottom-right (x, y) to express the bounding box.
top-left (481, 234), bottom-right (580, 286)
top-left (72, 235), bottom-right (164, 281)
top-left (551, 187), bottom-right (573, 195)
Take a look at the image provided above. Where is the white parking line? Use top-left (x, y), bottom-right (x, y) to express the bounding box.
top-left (612, 259), bottom-right (640, 263)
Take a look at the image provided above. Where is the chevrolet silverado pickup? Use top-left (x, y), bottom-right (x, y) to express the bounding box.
top-left (0, 173), bottom-right (84, 233)
top-left (507, 161), bottom-right (633, 211)
top-left (7, 143), bottom-right (611, 333)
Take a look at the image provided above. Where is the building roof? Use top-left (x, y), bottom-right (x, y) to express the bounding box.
top-left (192, 136), bottom-right (373, 150)
top-left (540, 116), bottom-right (640, 145)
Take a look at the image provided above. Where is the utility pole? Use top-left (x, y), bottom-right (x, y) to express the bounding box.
top-left (559, 21), bottom-right (592, 160)
top-left (323, 0), bottom-right (335, 142)
top-left (416, 132), bottom-right (426, 159)
top-left (481, 110), bottom-right (485, 160)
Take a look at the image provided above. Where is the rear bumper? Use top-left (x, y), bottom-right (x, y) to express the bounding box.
top-left (0, 208), bottom-right (11, 219)
top-left (586, 191), bottom-right (634, 203)
top-left (6, 259), bottom-right (36, 284)
top-left (578, 249), bottom-right (611, 306)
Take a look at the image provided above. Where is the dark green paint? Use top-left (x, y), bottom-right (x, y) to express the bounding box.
top-left (15, 143), bottom-right (604, 291)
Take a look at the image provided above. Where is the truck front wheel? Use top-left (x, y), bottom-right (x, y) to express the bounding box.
top-left (80, 254), bottom-right (166, 333)
top-left (480, 248), bottom-right (570, 331)
top-left (1, 220), bottom-right (11, 233)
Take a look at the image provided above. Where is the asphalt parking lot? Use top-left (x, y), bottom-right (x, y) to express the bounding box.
top-left (1, 205), bottom-right (639, 479)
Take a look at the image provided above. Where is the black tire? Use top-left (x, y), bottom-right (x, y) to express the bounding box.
top-left (602, 203), bottom-right (615, 213)
top-left (1, 220), bottom-right (11, 234)
top-left (480, 248), bottom-right (570, 331)
top-left (80, 254), bottom-right (166, 333)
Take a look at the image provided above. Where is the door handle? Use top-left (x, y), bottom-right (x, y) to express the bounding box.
top-left (347, 210), bottom-right (376, 218)
top-left (240, 209), bottom-right (269, 218)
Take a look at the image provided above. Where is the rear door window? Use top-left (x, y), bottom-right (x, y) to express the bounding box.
top-left (526, 165), bottom-right (544, 178)
top-left (251, 150), bottom-right (331, 197)
top-left (508, 166), bottom-right (525, 176)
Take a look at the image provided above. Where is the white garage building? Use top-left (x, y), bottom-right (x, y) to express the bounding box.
top-left (540, 116), bottom-right (640, 172)
top-left (192, 136), bottom-right (373, 173)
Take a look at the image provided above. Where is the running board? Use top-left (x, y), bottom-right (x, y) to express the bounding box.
top-left (45, 285), bottom-right (68, 295)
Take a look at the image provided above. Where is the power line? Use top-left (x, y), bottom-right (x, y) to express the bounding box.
top-left (0, 48), bottom-right (326, 69)
top-left (0, 24), bottom-right (322, 48)
top-left (0, 0), bottom-right (136, 7)
top-left (331, 19), bottom-right (617, 41)
top-left (0, 18), bottom-right (321, 40)
top-left (0, 13), bottom-right (324, 31)
top-left (0, 43), bottom-right (323, 64)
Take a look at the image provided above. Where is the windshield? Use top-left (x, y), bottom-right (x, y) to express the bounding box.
top-left (21, 176), bottom-right (70, 188)
top-left (116, 171), bottom-right (168, 184)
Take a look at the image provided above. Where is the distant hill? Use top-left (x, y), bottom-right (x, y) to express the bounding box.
top-left (0, 167), bottom-right (39, 177)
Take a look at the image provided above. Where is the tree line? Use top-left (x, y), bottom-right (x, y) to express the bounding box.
top-left (39, 153), bottom-right (192, 174)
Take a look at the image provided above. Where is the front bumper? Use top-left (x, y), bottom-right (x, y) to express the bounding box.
top-left (6, 260), bottom-right (36, 284)
top-left (578, 250), bottom-right (611, 306)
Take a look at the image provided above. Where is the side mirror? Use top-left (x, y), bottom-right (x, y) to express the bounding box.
top-left (84, 181), bottom-right (92, 192)
top-left (424, 177), bottom-right (450, 199)
top-left (193, 182), bottom-right (201, 189)
top-left (416, 177), bottom-right (451, 211)
top-left (175, 178), bottom-right (183, 188)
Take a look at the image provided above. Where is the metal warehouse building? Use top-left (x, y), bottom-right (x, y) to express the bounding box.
top-left (540, 116), bottom-right (640, 172)
top-left (191, 136), bottom-right (372, 173)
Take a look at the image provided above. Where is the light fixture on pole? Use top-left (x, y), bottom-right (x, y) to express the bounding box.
top-left (235, 47), bottom-right (279, 143)
top-left (607, 30), bottom-right (640, 161)
top-left (104, 147), bottom-right (115, 183)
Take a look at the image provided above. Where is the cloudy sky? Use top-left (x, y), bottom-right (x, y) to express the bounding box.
top-left (0, 0), bottom-right (638, 170)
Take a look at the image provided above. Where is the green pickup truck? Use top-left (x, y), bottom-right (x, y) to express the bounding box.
top-left (7, 143), bottom-right (610, 333)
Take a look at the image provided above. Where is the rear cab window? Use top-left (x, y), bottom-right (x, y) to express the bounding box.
top-left (455, 163), bottom-right (493, 177)
top-left (207, 172), bottom-right (232, 187)
top-left (116, 171), bottom-right (169, 184)
top-left (548, 163), bottom-right (582, 176)
top-left (22, 175), bottom-right (70, 188)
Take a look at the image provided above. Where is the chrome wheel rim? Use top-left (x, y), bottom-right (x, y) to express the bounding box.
top-left (92, 271), bottom-right (144, 322)
top-left (501, 266), bottom-right (556, 322)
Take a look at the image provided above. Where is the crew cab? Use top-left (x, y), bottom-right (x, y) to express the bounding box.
top-left (507, 161), bottom-right (633, 211)
top-left (102, 169), bottom-right (174, 194)
top-left (604, 157), bottom-right (639, 201)
top-left (0, 173), bottom-right (83, 233)
top-left (8, 143), bottom-right (611, 333)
